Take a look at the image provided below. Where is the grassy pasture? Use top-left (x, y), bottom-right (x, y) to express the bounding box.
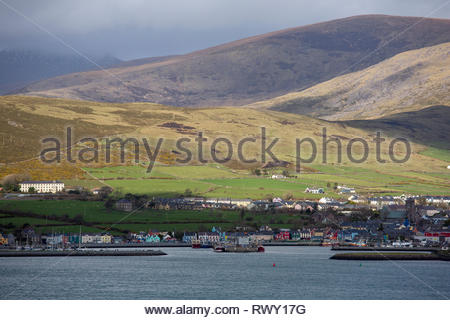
top-left (0, 200), bottom-right (309, 233)
top-left (419, 147), bottom-right (450, 162)
top-left (1, 96), bottom-right (449, 199)
top-left (82, 162), bottom-right (450, 199)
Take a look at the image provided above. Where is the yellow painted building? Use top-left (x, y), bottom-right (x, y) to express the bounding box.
top-left (101, 234), bottom-right (112, 244)
top-left (0, 233), bottom-right (8, 245)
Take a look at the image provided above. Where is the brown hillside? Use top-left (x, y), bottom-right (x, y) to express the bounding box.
top-left (249, 42), bottom-right (450, 120)
top-left (15, 15), bottom-right (450, 107)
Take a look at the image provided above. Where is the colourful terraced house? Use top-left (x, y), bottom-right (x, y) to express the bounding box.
top-left (275, 231), bottom-right (290, 241)
top-left (145, 234), bottom-right (161, 243)
top-left (0, 233), bottom-right (8, 245)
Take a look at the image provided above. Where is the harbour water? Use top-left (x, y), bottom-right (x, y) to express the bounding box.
top-left (1, 247), bottom-right (449, 299)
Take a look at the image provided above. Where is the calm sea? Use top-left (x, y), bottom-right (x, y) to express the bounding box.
top-left (0, 247), bottom-right (449, 299)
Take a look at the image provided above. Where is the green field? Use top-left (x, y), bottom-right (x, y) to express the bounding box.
top-left (0, 200), bottom-right (311, 234)
top-left (78, 162), bottom-right (450, 199)
top-left (419, 147), bottom-right (450, 162)
top-left (84, 164), bottom-right (244, 179)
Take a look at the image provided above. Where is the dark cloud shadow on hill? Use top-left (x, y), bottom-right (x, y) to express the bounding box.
top-left (342, 105), bottom-right (450, 150)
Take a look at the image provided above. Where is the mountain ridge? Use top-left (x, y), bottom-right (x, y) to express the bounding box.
top-left (14, 15), bottom-right (450, 107)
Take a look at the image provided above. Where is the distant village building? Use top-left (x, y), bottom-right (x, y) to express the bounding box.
top-left (230, 199), bottom-right (252, 208)
top-left (299, 230), bottom-right (312, 240)
top-left (368, 196), bottom-right (398, 208)
top-left (115, 199), bottom-right (133, 212)
top-left (7, 234), bottom-right (15, 246)
top-left (145, 233), bottom-right (161, 243)
top-left (294, 202), bottom-right (314, 211)
top-left (80, 234), bottom-right (112, 244)
top-left (19, 180), bottom-right (64, 193)
top-left (0, 233), bottom-right (8, 245)
top-left (249, 231), bottom-right (274, 242)
top-left (424, 196), bottom-right (450, 205)
top-left (305, 187), bottom-right (324, 194)
top-left (318, 197), bottom-right (337, 204)
top-left (91, 186), bottom-right (113, 196)
top-left (247, 201), bottom-right (270, 211)
top-left (274, 230), bottom-right (290, 241)
top-left (347, 195), bottom-right (366, 204)
top-left (337, 186), bottom-right (356, 194)
top-left (414, 231), bottom-right (450, 243)
top-left (382, 204), bottom-right (406, 220)
top-left (182, 232), bottom-right (198, 244)
top-left (198, 232), bottom-right (220, 244)
top-left (317, 197), bottom-right (342, 210)
top-left (418, 206), bottom-right (440, 217)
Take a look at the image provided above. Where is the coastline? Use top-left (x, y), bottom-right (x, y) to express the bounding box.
top-left (3, 241), bottom-right (322, 250)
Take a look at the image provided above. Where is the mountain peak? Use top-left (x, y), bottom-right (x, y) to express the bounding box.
top-left (13, 15), bottom-right (450, 107)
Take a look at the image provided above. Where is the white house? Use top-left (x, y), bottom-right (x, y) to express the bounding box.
top-left (305, 187), bottom-right (324, 194)
top-left (198, 232), bottom-right (220, 244)
top-left (81, 234), bottom-right (112, 244)
top-left (19, 180), bottom-right (64, 193)
top-left (367, 196), bottom-right (397, 208)
top-left (348, 195), bottom-right (366, 203)
top-left (337, 186), bottom-right (356, 194)
top-left (424, 196), bottom-right (450, 205)
top-left (319, 197), bottom-right (337, 204)
top-left (230, 199), bottom-right (252, 208)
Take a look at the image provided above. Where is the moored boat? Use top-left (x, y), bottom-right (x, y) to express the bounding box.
top-left (191, 239), bottom-right (201, 248)
top-left (213, 245), bottom-right (226, 252)
top-left (192, 240), bottom-right (214, 249)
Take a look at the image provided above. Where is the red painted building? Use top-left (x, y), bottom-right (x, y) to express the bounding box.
top-left (275, 231), bottom-right (290, 241)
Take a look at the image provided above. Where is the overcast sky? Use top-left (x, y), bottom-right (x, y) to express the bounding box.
top-left (1, 0), bottom-right (449, 60)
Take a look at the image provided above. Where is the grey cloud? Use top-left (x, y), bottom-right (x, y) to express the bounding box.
top-left (0, 0), bottom-right (449, 60)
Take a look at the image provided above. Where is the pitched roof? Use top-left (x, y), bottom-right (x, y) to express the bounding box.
top-left (20, 180), bottom-right (64, 184)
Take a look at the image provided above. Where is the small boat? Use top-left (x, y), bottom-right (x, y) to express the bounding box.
top-left (192, 240), bottom-right (213, 249)
top-left (191, 240), bottom-right (201, 249)
top-left (213, 245), bottom-right (225, 252)
top-left (321, 240), bottom-right (333, 247)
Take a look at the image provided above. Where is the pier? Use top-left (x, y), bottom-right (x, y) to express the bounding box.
top-left (331, 246), bottom-right (440, 252)
top-left (0, 249), bottom-right (167, 257)
top-left (330, 252), bottom-right (441, 261)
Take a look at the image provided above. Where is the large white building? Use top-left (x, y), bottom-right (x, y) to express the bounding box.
top-left (19, 181), bottom-right (64, 193)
